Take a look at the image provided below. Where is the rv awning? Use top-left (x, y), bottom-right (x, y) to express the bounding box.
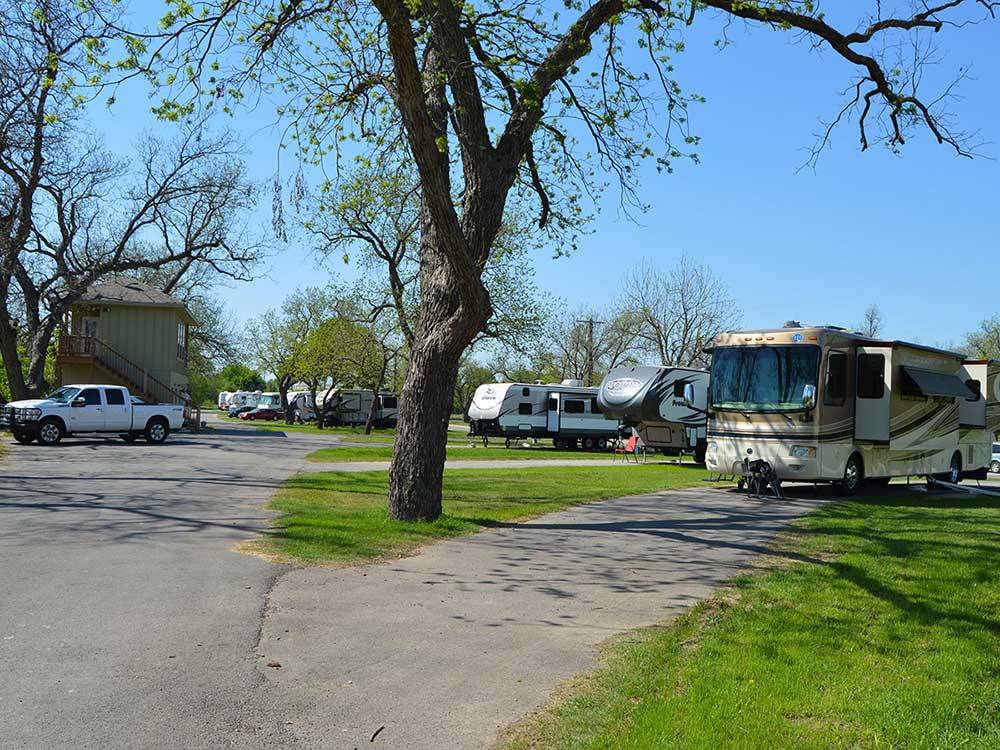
top-left (900, 366), bottom-right (975, 399)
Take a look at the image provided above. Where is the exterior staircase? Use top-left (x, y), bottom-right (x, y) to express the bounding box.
top-left (56, 335), bottom-right (191, 408)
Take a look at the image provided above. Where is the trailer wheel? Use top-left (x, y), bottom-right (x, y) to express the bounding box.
top-left (838, 454), bottom-right (863, 496)
top-left (582, 437), bottom-right (594, 450)
top-left (145, 418), bottom-right (169, 444)
top-left (12, 429), bottom-right (35, 445)
top-left (948, 452), bottom-right (962, 485)
top-left (37, 418), bottom-right (65, 446)
top-left (596, 437), bottom-right (608, 451)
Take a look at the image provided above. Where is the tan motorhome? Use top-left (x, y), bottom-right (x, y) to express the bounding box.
top-left (702, 324), bottom-right (999, 493)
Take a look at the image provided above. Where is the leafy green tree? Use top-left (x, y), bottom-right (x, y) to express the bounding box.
top-left (218, 363), bottom-right (265, 392)
top-left (966, 317), bottom-right (1000, 360)
top-left (134, 0), bottom-right (994, 520)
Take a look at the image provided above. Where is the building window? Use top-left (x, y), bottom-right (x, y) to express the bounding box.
top-left (857, 354), bottom-right (885, 399)
top-left (518, 402), bottom-right (532, 415)
top-left (177, 322), bottom-right (187, 348)
top-left (824, 352), bottom-right (847, 406)
top-left (104, 388), bottom-right (125, 406)
top-left (564, 399), bottom-right (585, 414)
top-left (522, 387), bottom-right (530, 397)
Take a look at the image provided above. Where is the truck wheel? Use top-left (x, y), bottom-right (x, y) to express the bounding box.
top-left (12, 429), bottom-right (35, 445)
top-left (991, 460), bottom-right (1000, 474)
top-left (37, 418), bottom-right (64, 446)
top-left (145, 418), bottom-right (169, 444)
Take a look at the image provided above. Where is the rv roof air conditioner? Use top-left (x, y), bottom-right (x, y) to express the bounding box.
top-left (783, 320), bottom-right (803, 328)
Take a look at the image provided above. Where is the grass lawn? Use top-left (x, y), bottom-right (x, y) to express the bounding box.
top-left (501, 491), bottom-right (1000, 750)
top-left (250, 464), bottom-right (710, 565)
top-left (304, 444), bottom-right (649, 463)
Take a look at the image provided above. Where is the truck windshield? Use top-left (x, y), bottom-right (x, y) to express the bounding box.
top-left (46, 387), bottom-right (80, 403)
top-left (711, 345), bottom-right (819, 412)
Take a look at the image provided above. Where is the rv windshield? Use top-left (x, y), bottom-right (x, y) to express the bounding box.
top-left (711, 345), bottom-right (820, 412)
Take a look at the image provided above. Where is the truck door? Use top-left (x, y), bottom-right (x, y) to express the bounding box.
top-left (855, 346), bottom-right (892, 442)
top-left (103, 387), bottom-right (131, 431)
top-left (546, 393), bottom-right (561, 434)
top-left (69, 387), bottom-right (106, 432)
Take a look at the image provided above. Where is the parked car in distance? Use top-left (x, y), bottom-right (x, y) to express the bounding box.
top-left (991, 443), bottom-right (1000, 474)
top-left (1, 384), bottom-right (185, 445)
top-left (239, 405), bottom-right (283, 421)
top-left (227, 404), bottom-right (256, 418)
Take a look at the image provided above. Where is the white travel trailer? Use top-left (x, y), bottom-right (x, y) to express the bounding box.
top-left (702, 324), bottom-right (1000, 493)
top-left (217, 391), bottom-right (232, 410)
top-left (227, 390), bottom-right (261, 409)
top-left (467, 379), bottom-right (620, 449)
top-left (320, 388), bottom-right (399, 428)
top-left (257, 392), bottom-right (281, 408)
top-left (598, 365), bottom-right (710, 462)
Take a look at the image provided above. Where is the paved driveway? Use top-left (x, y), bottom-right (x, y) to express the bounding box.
top-left (0, 425), bottom-right (828, 749)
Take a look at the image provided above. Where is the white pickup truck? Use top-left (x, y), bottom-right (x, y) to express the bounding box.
top-left (1, 384), bottom-right (186, 445)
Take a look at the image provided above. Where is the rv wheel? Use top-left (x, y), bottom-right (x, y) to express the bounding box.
top-left (839, 454), bottom-right (863, 496)
top-left (582, 437), bottom-right (594, 450)
top-left (948, 452), bottom-right (962, 485)
top-left (596, 438), bottom-right (608, 451)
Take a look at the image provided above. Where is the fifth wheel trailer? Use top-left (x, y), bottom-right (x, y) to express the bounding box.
top-left (703, 324), bottom-right (999, 493)
top-left (597, 365), bottom-right (710, 462)
top-left (467, 379), bottom-right (620, 449)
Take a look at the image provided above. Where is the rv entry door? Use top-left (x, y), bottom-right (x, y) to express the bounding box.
top-left (547, 393), bottom-right (561, 434)
top-left (855, 346), bottom-right (892, 443)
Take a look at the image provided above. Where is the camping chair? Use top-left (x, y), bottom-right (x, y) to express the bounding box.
top-left (614, 435), bottom-right (646, 464)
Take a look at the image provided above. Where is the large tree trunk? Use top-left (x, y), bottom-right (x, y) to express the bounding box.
top-left (0, 316), bottom-right (28, 401)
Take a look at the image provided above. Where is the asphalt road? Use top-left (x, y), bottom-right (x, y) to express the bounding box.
top-left (0, 423), bottom-right (828, 749)
top-left (0, 425), bottom-right (331, 750)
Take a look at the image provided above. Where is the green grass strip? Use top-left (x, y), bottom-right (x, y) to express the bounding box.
top-left (253, 464), bottom-right (710, 565)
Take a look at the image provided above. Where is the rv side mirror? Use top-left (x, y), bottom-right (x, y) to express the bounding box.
top-left (682, 383), bottom-right (696, 408)
top-left (802, 384), bottom-right (816, 411)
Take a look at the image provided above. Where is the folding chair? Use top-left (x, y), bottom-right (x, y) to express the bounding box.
top-left (614, 435), bottom-right (646, 464)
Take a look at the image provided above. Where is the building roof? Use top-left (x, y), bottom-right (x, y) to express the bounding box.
top-left (78, 276), bottom-right (196, 324)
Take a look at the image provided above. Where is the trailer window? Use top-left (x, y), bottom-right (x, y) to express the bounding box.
top-left (673, 381), bottom-right (686, 397)
top-left (965, 379), bottom-right (982, 402)
top-left (518, 402), bottom-right (532, 415)
top-left (564, 399), bottom-right (585, 414)
top-left (104, 389), bottom-right (125, 406)
top-left (522, 387), bottom-right (530, 397)
top-left (824, 352), bottom-right (847, 406)
top-left (857, 354), bottom-right (885, 399)
top-left (380, 396), bottom-right (398, 409)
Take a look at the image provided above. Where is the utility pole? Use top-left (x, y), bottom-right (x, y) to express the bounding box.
top-left (574, 317), bottom-right (605, 386)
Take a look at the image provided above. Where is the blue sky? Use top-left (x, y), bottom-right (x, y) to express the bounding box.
top-left (90, 3), bottom-right (1000, 349)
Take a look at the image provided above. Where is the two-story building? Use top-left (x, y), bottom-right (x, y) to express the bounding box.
top-left (56, 277), bottom-right (196, 405)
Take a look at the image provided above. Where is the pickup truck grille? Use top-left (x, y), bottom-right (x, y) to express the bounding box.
top-left (2, 406), bottom-right (38, 424)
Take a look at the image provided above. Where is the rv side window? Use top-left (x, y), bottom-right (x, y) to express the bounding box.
top-left (591, 398), bottom-right (601, 414)
top-left (564, 399), bottom-right (585, 414)
top-left (857, 354), bottom-right (885, 399)
top-left (824, 352), bottom-right (847, 406)
top-left (965, 379), bottom-right (981, 402)
top-left (380, 396), bottom-right (398, 409)
top-left (518, 402), bottom-right (532, 415)
top-left (522, 387), bottom-right (530, 397)
top-left (673, 381), bottom-right (686, 397)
